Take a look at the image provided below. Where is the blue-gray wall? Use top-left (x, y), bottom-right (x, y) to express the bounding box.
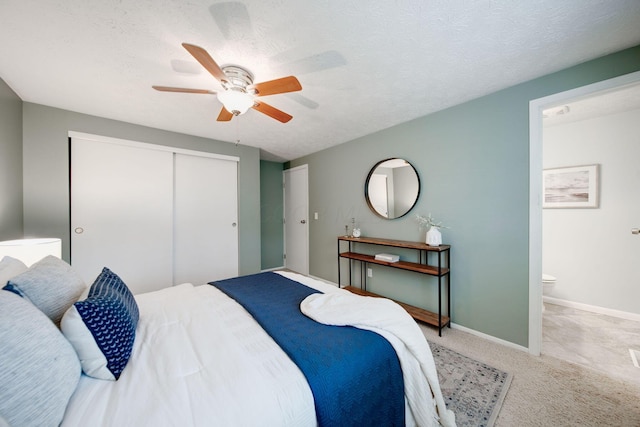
top-left (289, 45), bottom-right (640, 346)
top-left (260, 160), bottom-right (284, 270)
top-left (0, 78), bottom-right (23, 240)
top-left (21, 103), bottom-right (262, 275)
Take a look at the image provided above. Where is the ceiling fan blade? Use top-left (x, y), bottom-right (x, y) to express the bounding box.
top-left (252, 76), bottom-right (302, 97)
top-left (252, 101), bottom-right (293, 123)
top-left (152, 85), bottom-right (216, 94)
top-left (217, 107), bottom-right (234, 121)
top-left (182, 43), bottom-right (228, 83)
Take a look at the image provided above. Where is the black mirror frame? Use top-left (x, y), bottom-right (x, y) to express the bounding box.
top-left (364, 158), bottom-right (421, 220)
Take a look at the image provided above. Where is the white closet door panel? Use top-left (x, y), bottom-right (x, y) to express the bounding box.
top-left (174, 154), bottom-right (238, 285)
top-left (71, 139), bottom-right (174, 294)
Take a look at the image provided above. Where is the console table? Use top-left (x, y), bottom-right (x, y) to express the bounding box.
top-left (337, 236), bottom-right (451, 336)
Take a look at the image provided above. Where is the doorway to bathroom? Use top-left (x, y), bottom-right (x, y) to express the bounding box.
top-left (529, 71), bottom-right (640, 384)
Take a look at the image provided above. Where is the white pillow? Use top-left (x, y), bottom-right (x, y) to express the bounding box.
top-left (0, 256), bottom-right (28, 287)
top-left (0, 291), bottom-right (81, 427)
top-left (5, 256), bottom-right (86, 324)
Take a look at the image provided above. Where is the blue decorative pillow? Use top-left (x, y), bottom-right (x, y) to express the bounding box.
top-left (61, 267), bottom-right (139, 380)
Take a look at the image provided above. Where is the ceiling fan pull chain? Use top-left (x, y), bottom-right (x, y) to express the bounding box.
top-left (235, 117), bottom-right (240, 146)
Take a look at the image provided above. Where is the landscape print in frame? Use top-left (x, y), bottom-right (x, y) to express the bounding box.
top-left (543, 164), bottom-right (599, 208)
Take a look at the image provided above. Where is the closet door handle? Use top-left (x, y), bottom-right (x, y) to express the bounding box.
top-left (300, 219), bottom-right (306, 224)
top-left (232, 222), bottom-right (237, 227)
top-left (632, 228), bottom-right (639, 235)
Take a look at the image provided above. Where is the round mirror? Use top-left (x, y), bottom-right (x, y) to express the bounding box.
top-left (365, 158), bottom-right (420, 219)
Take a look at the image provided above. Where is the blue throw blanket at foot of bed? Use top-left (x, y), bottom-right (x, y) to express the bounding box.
top-left (211, 272), bottom-right (405, 427)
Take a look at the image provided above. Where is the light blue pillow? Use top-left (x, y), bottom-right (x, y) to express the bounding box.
top-left (5, 255), bottom-right (86, 324)
top-left (61, 267), bottom-right (139, 380)
top-left (0, 256), bottom-right (27, 288)
top-left (0, 291), bottom-right (81, 427)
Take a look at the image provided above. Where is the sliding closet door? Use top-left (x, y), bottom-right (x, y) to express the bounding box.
top-left (71, 139), bottom-right (174, 293)
top-left (173, 153), bottom-right (238, 285)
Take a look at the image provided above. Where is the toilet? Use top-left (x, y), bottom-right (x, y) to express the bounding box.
top-left (541, 274), bottom-right (556, 312)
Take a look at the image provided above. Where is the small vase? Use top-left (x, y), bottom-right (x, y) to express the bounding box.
top-left (426, 226), bottom-right (442, 246)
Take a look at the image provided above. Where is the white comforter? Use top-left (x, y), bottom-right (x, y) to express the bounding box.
top-left (62, 271), bottom-right (445, 426)
top-left (63, 273), bottom-right (317, 426)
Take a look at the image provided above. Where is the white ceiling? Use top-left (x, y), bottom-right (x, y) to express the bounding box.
top-left (1, 1), bottom-right (639, 161)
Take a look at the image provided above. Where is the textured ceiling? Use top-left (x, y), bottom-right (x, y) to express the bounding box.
top-left (1, 1), bottom-right (639, 161)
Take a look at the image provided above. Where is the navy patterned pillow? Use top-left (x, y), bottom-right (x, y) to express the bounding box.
top-left (61, 267), bottom-right (139, 380)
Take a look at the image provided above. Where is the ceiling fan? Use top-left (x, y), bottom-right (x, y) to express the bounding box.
top-left (153, 43), bottom-right (302, 123)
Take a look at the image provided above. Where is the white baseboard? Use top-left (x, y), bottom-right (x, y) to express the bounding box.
top-left (543, 296), bottom-right (640, 322)
top-left (450, 322), bottom-right (530, 353)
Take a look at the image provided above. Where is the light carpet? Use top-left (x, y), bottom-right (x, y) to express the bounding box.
top-left (421, 325), bottom-right (640, 426)
top-left (429, 341), bottom-right (512, 427)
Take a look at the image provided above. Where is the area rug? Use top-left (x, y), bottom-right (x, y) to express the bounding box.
top-left (428, 341), bottom-right (512, 427)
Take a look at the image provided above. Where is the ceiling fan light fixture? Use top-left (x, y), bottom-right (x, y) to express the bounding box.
top-left (217, 88), bottom-right (254, 115)
top-left (155, 44), bottom-right (301, 122)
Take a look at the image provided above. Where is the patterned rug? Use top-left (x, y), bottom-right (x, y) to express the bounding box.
top-left (428, 341), bottom-right (512, 427)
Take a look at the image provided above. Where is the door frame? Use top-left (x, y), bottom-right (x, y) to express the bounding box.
top-left (528, 70), bottom-right (640, 355)
top-left (283, 164), bottom-right (309, 275)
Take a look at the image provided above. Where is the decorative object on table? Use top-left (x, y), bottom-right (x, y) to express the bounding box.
top-left (415, 214), bottom-right (448, 246)
top-left (349, 217), bottom-right (361, 237)
top-left (426, 227), bottom-right (442, 247)
top-left (374, 253), bottom-right (399, 263)
top-left (543, 164), bottom-right (599, 208)
top-left (344, 225), bottom-right (350, 237)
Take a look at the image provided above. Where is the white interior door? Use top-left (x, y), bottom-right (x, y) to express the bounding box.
top-left (71, 138), bottom-right (174, 293)
top-left (284, 165), bottom-right (309, 275)
top-left (173, 153), bottom-right (238, 284)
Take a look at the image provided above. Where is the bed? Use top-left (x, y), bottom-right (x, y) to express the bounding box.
top-left (0, 255), bottom-right (455, 427)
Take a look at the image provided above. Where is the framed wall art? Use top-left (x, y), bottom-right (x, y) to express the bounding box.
top-left (543, 164), bottom-right (599, 208)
